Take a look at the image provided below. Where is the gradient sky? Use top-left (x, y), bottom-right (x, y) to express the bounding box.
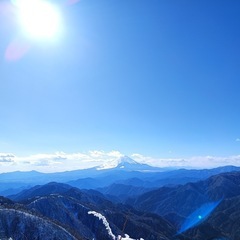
top-left (1, 0), bottom-right (240, 171)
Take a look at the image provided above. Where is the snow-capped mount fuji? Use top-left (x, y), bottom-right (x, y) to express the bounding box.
top-left (97, 156), bottom-right (162, 172)
top-left (115, 156), bottom-right (161, 171)
top-left (117, 156), bottom-right (139, 166)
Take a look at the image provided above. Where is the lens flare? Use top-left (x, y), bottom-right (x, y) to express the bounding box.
top-left (5, 38), bottom-right (31, 61)
top-left (178, 200), bottom-right (222, 234)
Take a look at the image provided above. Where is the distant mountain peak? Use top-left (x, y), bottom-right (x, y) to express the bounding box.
top-left (96, 155), bottom-right (162, 172)
top-left (95, 156), bottom-right (138, 170)
top-left (117, 156), bottom-right (138, 165)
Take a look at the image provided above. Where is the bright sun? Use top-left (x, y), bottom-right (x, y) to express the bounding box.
top-left (15, 0), bottom-right (62, 40)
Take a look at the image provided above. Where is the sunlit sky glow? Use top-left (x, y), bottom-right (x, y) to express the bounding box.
top-left (1, 0), bottom-right (240, 171)
top-left (16, 0), bottom-right (62, 40)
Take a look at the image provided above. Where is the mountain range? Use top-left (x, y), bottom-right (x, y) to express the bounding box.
top-left (4, 182), bottom-right (176, 240)
top-left (0, 156), bottom-right (240, 239)
top-left (1, 156), bottom-right (240, 197)
top-left (126, 171), bottom-right (240, 239)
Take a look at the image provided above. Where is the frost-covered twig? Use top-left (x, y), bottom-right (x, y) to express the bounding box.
top-left (88, 211), bottom-right (116, 240)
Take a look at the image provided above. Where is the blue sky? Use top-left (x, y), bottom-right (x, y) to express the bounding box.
top-left (0, 0), bottom-right (240, 171)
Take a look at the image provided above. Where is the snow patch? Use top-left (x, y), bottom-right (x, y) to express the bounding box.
top-left (118, 235), bottom-right (131, 240)
top-left (88, 211), bottom-right (144, 240)
top-left (88, 211), bottom-right (115, 240)
top-left (117, 234), bottom-right (144, 240)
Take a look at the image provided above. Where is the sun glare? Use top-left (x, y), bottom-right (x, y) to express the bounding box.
top-left (15, 0), bottom-right (62, 40)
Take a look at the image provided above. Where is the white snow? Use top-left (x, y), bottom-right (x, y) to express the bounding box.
top-left (96, 156), bottom-right (138, 170)
top-left (88, 211), bottom-right (144, 240)
top-left (117, 234), bottom-right (144, 240)
top-left (88, 211), bottom-right (116, 240)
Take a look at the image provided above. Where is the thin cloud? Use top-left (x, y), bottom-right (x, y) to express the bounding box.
top-left (131, 153), bottom-right (240, 169)
top-left (0, 150), bottom-right (124, 172)
top-left (0, 153), bottom-right (15, 163)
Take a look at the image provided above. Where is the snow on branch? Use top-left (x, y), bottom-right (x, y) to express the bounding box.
top-left (88, 211), bottom-right (116, 240)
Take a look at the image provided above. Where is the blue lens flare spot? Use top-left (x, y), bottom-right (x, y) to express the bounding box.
top-left (178, 199), bottom-right (222, 234)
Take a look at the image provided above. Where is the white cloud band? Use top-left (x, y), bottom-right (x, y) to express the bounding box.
top-left (0, 151), bottom-right (240, 173)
